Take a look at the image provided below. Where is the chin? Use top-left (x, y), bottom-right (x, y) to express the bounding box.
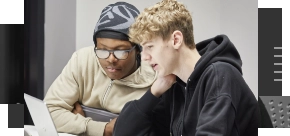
top-left (107, 73), bottom-right (122, 80)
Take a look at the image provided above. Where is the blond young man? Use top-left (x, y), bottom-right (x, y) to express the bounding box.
top-left (113, 0), bottom-right (259, 135)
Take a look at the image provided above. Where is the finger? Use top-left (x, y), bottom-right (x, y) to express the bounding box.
top-left (74, 102), bottom-right (79, 107)
top-left (111, 118), bottom-right (117, 122)
top-left (75, 102), bottom-right (80, 106)
top-left (75, 102), bottom-right (82, 110)
top-left (72, 109), bottom-right (77, 114)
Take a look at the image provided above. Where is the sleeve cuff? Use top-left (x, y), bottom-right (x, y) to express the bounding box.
top-left (86, 120), bottom-right (108, 136)
top-left (136, 89), bottom-right (161, 115)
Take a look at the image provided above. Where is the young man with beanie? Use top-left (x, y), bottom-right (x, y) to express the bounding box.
top-left (113, 0), bottom-right (260, 135)
top-left (44, 2), bottom-right (156, 136)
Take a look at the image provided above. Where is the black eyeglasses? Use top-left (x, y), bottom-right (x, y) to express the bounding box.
top-left (94, 46), bottom-right (136, 60)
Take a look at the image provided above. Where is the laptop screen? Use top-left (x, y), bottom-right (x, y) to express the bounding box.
top-left (24, 93), bottom-right (59, 136)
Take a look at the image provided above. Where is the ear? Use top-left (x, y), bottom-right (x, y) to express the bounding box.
top-left (171, 30), bottom-right (183, 50)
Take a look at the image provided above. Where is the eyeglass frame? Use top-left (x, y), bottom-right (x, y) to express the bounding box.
top-left (94, 45), bottom-right (136, 60)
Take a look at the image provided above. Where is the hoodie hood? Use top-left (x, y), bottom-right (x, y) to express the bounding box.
top-left (189, 34), bottom-right (242, 81)
top-left (174, 35), bottom-right (243, 135)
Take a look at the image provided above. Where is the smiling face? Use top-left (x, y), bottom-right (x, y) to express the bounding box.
top-left (96, 38), bottom-right (138, 80)
top-left (141, 36), bottom-right (177, 77)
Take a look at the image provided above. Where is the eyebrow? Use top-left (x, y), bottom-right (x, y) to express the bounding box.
top-left (141, 40), bottom-right (153, 46)
top-left (143, 43), bottom-right (153, 47)
top-left (141, 41), bottom-right (148, 46)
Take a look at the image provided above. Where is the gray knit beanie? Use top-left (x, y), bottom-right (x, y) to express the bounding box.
top-left (93, 2), bottom-right (141, 51)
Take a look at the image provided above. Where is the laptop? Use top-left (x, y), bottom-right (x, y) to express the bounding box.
top-left (80, 105), bottom-right (118, 122)
top-left (24, 93), bottom-right (76, 136)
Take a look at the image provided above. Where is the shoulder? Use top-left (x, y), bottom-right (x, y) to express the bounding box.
top-left (200, 62), bottom-right (244, 100)
top-left (69, 46), bottom-right (99, 74)
top-left (203, 62), bottom-right (244, 87)
top-left (199, 62), bottom-right (240, 79)
top-left (74, 46), bottom-right (95, 58)
top-left (211, 62), bottom-right (242, 78)
top-left (72, 46), bottom-right (96, 64)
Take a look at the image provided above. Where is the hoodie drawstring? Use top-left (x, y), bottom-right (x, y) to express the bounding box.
top-left (180, 86), bottom-right (188, 136)
top-left (170, 85), bottom-right (176, 136)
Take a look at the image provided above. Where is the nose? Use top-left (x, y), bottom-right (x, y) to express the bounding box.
top-left (141, 51), bottom-right (151, 62)
top-left (106, 53), bottom-right (117, 63)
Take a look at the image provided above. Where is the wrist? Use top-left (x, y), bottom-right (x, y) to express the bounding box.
top-left (150, 87), bottom-right (162, 98)
top-left (103, 122), bottom-right (111, 136)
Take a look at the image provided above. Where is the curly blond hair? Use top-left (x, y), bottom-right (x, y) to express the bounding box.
top-left (129, 0), bottom-right (195, 49)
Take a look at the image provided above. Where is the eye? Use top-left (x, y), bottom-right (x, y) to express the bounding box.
top-left (147, 45), bottom-right (153, 49)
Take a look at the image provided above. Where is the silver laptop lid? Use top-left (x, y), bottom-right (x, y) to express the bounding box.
top-left (24, 93), bottom-right (59, 136)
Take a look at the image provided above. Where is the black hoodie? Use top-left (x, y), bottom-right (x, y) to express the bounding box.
top-left (113, 35), bottom-right (259, 136)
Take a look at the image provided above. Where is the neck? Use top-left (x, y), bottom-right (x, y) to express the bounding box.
top-left (173, 47), bottom-right (201, 83)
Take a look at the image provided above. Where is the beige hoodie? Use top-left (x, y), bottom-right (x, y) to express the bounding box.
top-left (44, 46), bottom-right (156, 136)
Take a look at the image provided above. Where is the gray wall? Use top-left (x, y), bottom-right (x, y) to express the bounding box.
top-left (44, 0), bottom-right (76, 94)
top-left (220, 0), bottom-right (258, 97)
